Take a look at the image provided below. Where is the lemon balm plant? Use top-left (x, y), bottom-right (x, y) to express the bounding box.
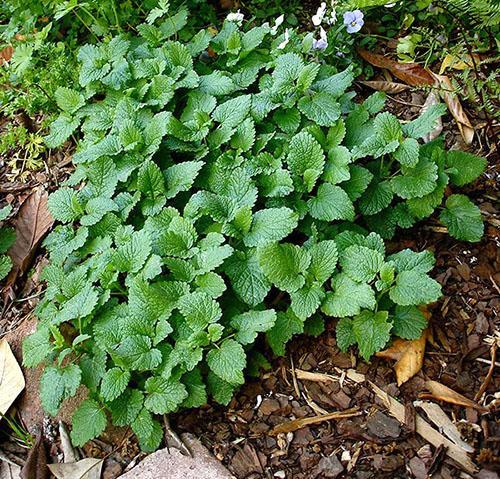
top-left (22, 7), bottom-right (486, 450)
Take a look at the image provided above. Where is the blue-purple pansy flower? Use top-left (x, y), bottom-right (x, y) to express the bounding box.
top-left (312, 27), bottom-right (328, 50)
top-left (343, 10), bottom-right (364, 33)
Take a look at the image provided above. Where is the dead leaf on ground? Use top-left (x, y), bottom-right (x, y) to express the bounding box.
top-left (422, 380), bottom-right (487, 412)
top-left (431, 72), bottom-right (474, 145)
top-left (20, 434), bottom-right (48, 479)
top-left (48, 458), bottom-right (103, 479)
top-left (377, 330), bottom-right (428, 386)
top-left (0, 46), bottom-right (13, 65)
top-left (357, 49), bottom-right (434, 86)
top-left (269, 408), bottom-right (362, 436)
top-left (439, 53), bottom-right (480, 74)
top-left (59, 422), bottom-right (78, 463)
top-left (370, 382), bottom-right (478, 474)
top-left (4, 188), bottom-right (53, 296)
top-left (163, 415), bottom-right (192, 457)
top-left (414, 400), bottom-right (474, 453)
top-left (0, 339), bottom-right (25, 416)
top-left (359, 80), bottom-right (411, 94)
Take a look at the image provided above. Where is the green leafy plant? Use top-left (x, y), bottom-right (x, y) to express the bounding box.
top-left (22, 11), bottom-right (485, 451)
top-left (0, 205), bottom-right (15, 282)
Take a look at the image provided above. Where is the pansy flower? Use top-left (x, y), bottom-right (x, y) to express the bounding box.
top-left (277, 28), bottom-right (290, 49)
top-left (271, 14), bottom-right (285, 35)
top-left (343, 9), bottom-right (364, 33)
top-left (226, 9), bottom-right (244, 25)
top-left (312, 2), bottom-right (327, 26)
top-left (312, 27), bottom-right (328, 50)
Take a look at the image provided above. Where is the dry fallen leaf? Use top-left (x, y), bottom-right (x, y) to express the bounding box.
top-left (357, 49), bottom-right (434, 86)
top-left (439, 53), bottom-right (480, 74)
top-left (377, 330), bottom-right (428, 386)
top-left (269, 408), bottom-right (362, 435)
top-left (422, 380), bottom-right (487, 412)
top-left (370, 382), bottom-right (478, 474)
top-left (431, 72), bottom-right (474, 145)
top-left (21, 434), bottom-right (49, 479)
top-left (59, 422), bottom-right (78, 463)
top-left (0, 45), bottom-right (13, 65)
top-left (0, 339), bottom-right (25, 416)
top-left (48, 459), bottom-right (103, 479)
top-left (359, 80), bottom-right (411, 94)
top-left (4, 188), bottom-right (53, 296)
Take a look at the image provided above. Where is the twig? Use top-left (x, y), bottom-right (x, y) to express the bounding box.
top-left (474, 344), bottom-right (497, 403)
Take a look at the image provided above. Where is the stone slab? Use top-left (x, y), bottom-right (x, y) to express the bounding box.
top-left (118, 433), bottom-right (235, 479)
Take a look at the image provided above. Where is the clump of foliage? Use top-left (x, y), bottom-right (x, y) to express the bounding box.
top-left (22, 9), bottom-right (486, 451)
top-left (0, 206), bottom-right (15, 282)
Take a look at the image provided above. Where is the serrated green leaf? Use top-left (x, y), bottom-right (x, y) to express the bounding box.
top-left (212, 94), bottom-right (252, 128)
top-left (309, 240), bottom-right (338, 283)
top-left (144, 376), bottom-right (188, 413)
top-left (298, 92), bottom-right (341, 126)
top-left (439, 194), bottom-right (483, 242)
top-left (389, 270), bottom-right (441, 306)
top-left (231, 310), bottom-right (277, 345)
top-left (353, 310), bottom-right (391, 361)
top-left (290, 283), bottom-right (325, 320)
top-left (394, 138), bottom-right (419, 167)
top-left (340, 245), bottom-right (384, 283)
top-left (392, 306), bottom-right (427, 340)
top-left (308, 183), bottom-right (355, 222)
top-left (258, 243), bottom-right (311, 293)
top-left (391, 158), bottom-right (438, 199)
top-left (266, 311), bottom-right (304, 356)
top-left (244, 207), bottom-right (298, 247)
top-left (336, 318), bottom-right (356, 352)
top-left (101, 368), bottom-right (130, 402)
top-left (207, 339), bottom-right (246, 385)
top-left (286, 131), bottom-right (325, 189)
top-left (40, 365), bottom-right (81, 416)
top-left (357, 179), bottom-right (393, 215)
top-left (446, 151), bottom-right (487, 187)
top-left (22, 327), bottom-right (52, 367)
top-left (71, 399), bottom-right (107, 447)
top-left (225, 252), bottom-right (271, 306)
top-left (321, 274), bottom-right (376, 318)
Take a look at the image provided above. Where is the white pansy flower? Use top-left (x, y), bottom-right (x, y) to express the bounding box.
top-left (312, 2), bottom-right (327, 26)
top-left (226, 9), bottom-right (244, 25)
top-left (277, 28), bottom-right (290, 49)
top-left (271, 14), bottom-right (285, 35)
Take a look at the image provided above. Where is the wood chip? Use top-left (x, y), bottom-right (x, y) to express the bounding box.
top-left (414, 400), bottom-right (475, 453)
top-left (295, 369), bottom-right (336, 383)
top-left (269, 408), bottom-right (362, 436)
top-left (370, 382), bottom-right (477, 474)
